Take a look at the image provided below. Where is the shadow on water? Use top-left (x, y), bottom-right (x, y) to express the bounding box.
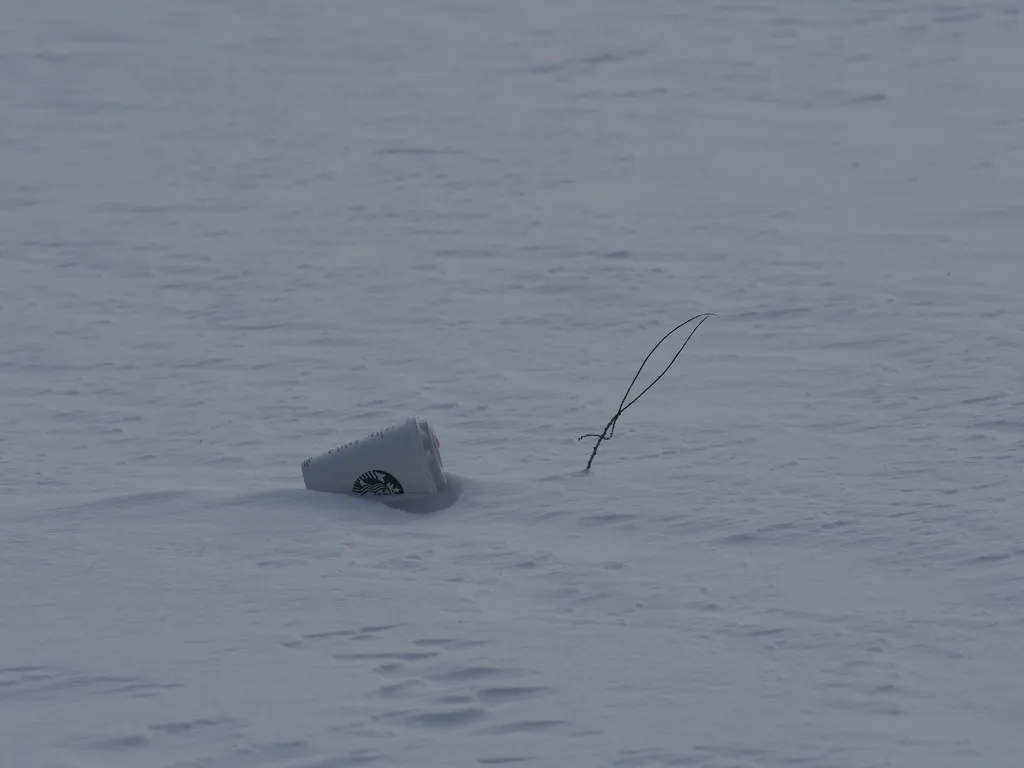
top-left (379, 472), bottom-right (465, 514)
top-left (285, 473), bottom-right (469, 517)
top-left (60, 466), bottom-right (605, 524)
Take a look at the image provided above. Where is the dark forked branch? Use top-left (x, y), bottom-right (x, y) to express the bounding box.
top-left (578, 312), bottom-right (717, 471)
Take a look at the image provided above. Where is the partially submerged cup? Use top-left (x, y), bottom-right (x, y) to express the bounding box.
top-left (301, 416), bottom-right (447, 500)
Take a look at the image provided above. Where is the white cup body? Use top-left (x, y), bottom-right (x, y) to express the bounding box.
top-left (301, 416), bottom-right (447, 499)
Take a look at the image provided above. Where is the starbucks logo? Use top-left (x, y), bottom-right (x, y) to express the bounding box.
top-left (352, 470), bottom-right (405, 496)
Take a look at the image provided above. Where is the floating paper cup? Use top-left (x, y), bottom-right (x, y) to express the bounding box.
top-left (301, 416), bottom-right (447, 500)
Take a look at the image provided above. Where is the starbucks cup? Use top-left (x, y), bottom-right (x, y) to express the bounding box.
top-left (301, 416), bottom-right (447, 499)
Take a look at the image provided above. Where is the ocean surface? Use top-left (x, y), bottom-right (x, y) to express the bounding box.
top-left (2, 1), bottom-right (1022, 766)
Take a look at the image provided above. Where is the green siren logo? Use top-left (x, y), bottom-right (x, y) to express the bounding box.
top-left (352, 470), bottom-right (405, 496)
